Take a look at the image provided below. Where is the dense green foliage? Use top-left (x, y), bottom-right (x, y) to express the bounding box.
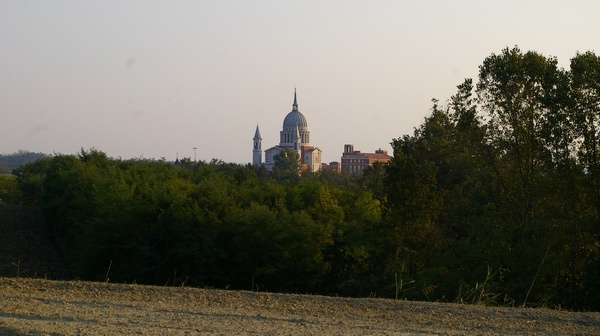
top-left (13, 150), bottom-right (382, 296)
top-left (379, 48), bottom-right (600, 310)
top-left (8, 47), bottom-right (600, 310)
top-left (0, 174), bottom-right (18, 202)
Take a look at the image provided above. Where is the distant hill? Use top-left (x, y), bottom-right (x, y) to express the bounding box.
top-left (0, 151), bottom-right (47, 174)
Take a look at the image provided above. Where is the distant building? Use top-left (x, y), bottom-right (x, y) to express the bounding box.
top-left (341, 144), bottom-right (391, 176)
top-left (321, 161), bottom-right (340, 173)
top-left (253, 90), bottom-right (322, 172)
top-left (252, 125), bottom-right (262, 166)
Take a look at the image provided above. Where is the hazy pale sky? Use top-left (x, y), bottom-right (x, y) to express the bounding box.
top-left (1, 1), bottom-right (598, 163)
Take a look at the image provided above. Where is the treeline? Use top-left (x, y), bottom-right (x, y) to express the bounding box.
top-left (0, 150), bottom-right (47, 174)
top-left (13, 151), bottom-right (385, 296)
top-left (8, 47), bottom-right (600, 310)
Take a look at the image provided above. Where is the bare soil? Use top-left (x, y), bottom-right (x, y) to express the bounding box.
top-left (1, 277), bottom-right (599, 335)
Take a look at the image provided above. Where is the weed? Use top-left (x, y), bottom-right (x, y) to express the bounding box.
top-left (454, 265), bottom-right (501, 306)
top-left (104, 260), bottom-right (112, 283)
top-left (522, 246), bottom-right (550, 307)
top-left (11, 260), bottom-right (20, 277)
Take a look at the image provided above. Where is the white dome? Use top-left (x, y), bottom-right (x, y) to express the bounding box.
top-left (283, 110), bottom-right (307, 129)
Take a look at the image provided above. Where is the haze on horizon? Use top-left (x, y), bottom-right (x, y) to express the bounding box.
top-left (1, 1), bottom-right (598, 164)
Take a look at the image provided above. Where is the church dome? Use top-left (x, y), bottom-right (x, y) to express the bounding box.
top-left (283, 110), bottom-right (307, 129)
top-left (279, 89), bottom-right (311, 146)
top-left (282, 89), bottom-right (307, 129)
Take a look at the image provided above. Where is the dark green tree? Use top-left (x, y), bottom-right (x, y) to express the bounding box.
top-left (272, 149), bottom-right (301, 181)
top-left (477, 47), bottom-right (566, 247)
top-left (571, 51), bottom-right (600, 213)
top-left (567, 51), bottom-right (600, 309)
top-left (381, 106), bottom-right (447, 298)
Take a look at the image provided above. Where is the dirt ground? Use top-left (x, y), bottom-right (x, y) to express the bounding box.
top-left (1, 277), bottom-right (599, 335)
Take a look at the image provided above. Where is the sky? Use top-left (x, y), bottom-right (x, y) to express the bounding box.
top-left (1, 1), bottom-right (599, 164)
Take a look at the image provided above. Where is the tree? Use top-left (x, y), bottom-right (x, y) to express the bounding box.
top-left (360, 161), bottom-right (387, 202)
top-left (272, 149), bottom-right (301, 181)
top-left (567, 51), bottom-right (600, 309)
top-left (0, 174), bottom-right (18, 202)
top-left (476, 46), bottom-right (564, 248)
top-left (381, 120), bottom-right (444, 298)
top-left (571, 51), bottom-right (600, 213)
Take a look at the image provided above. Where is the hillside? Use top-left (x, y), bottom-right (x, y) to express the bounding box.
top-left (1, 277), bottom-right (599, 335)
top-left (0, 151), bottom-right (47, 174)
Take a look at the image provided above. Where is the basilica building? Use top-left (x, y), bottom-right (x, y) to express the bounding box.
top-left (253, 90), bottom-right (322, 172)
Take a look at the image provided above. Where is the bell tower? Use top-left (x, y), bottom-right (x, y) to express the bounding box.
top-left (253, 125), bottom-right (262, 166)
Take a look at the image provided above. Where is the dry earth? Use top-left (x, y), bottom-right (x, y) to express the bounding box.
top-left (1, 203), bottom-right (600, 335)
top-left (1, 277), bottom-right (599, 335)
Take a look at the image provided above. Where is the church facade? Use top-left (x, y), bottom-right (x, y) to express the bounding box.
top-left (253, 90), bottom-right (322, 172)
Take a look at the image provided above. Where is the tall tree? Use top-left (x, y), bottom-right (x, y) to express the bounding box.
top-left (568, 51), bottom-right (600, 309)
top-left (571, 51), bottom-right (600, 213)
top-left (380, 105), bottom-right (450, 298)
top-left (476, 46), bottom-right (563, 247)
